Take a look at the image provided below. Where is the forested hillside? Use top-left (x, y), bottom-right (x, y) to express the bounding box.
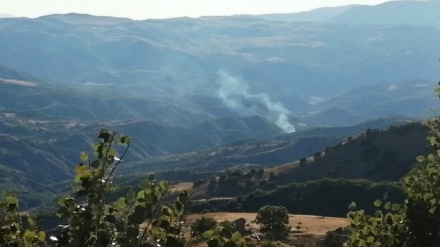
top-left (0, 1), bottom-right (439, 246)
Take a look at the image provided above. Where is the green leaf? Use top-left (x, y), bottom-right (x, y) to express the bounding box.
top-left (37, 231), bottom-right (46, 242)
top-left (366, 236), bottom-right (375, 243)
top-left (391, 203), bottom-right (401, 211)
top-left (384, 201), bottom-right (391, 210)
top-left (203, 230), bottom-right (214, 238)
top-left (23, 230), bottom-right (35, 242)
top-left (373, 199), bottom-right (382, 208)
top-left (116, 197), bottom-right (127, 209)
top-left (349, 202), bottom-right (357, 210)
top-left (136, 191), bottom-right (145, 200)
top-left (374, 210), bottom-right (383, 218)
top-left (430, 137), bottom-right (438, 146)
top-left (416, 155), bottom-right (426, 163)
top-left (99, 129), bottom-right (112, 143)
top-left (161, 205), bottom-right (173, 216)
top-left (159, 180), bottom-right (170, 191)
top-left (107, 148), bottom-right (117, 159)
top-left (150, 226), bottom-right (167, 240)
top-left (423, 193), bottom-right (433, 201)
top-left (231, 232), bottom-right (242, 242)
top-left (27, 216), bottom-right (37, 229)
top-left (80, 151), bottom-right (88, 162)
top-left (118, 135), bottom-right (131, 145)
top-left (74, 163), bottom-right (87, 174)
top-left (6, 196), bottom-right (18, 205)
top-left (57, 195), bottom-right (70, 206)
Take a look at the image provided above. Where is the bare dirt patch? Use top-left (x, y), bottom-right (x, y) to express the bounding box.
top-left (170, 182), bottom-right (193, 192)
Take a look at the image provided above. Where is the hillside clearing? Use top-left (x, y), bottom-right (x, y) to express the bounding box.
top-left (187, 212), bottom-right (349, 236)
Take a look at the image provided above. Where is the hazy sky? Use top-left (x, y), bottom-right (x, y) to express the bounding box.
top-left (0, 0), bottom-right (392, 20)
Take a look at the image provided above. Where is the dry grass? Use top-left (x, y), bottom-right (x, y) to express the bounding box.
top-left (288, 215), bottom-right (349, 236)
top-left (170, 182), bottom-right (193, 192)
top-left (265, 162), bottom-right (299, 177)
top-left (187, 212), bottom-right (349, 236)
top-left (186, 212), bottom-right (350, 247)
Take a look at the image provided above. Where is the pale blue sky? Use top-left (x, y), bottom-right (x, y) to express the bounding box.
top-left (0, 0), bottom-right (392, 20)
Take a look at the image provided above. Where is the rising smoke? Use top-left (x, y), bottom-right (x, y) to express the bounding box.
top-left (217, 70), bottom-right (295, 133)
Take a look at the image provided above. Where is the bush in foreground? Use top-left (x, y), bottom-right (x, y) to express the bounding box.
top-left (0, 129), bottom-right (246, 247)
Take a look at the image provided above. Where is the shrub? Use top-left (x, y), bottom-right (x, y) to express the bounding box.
top-left (191, 217), bottom-right (218, 237)
top-left (0, 129), bottom-right (246, 247)
top-left (255, 205), bottom-right (291, 240)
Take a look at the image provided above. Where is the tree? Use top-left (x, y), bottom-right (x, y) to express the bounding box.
top-left (0, 193), bottom-right (46, 246)
top-left (52, 129), bottom-right (191, 247)
top-left (191, 217), bottom-right (218, 237)
top-left (255, 205), bottom-right (291, 240)
top-left (0, 129), bottom-right (245, 247)
top-left (344, 87), bottom-right (440, 247)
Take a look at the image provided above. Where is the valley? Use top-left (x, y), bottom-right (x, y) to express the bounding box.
top-left (0, 0), bottom-right (439, 246)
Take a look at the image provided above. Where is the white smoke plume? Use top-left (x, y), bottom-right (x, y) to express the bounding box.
top-left (217, 70), bottom-right (295, 133)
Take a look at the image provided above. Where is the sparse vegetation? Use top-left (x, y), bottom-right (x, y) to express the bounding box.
top-left (191, 178), bottom-right (404, 217)
top-left (345, 87), bottom-right (440, 247)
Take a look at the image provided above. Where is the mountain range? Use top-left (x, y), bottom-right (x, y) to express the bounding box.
top-left (1, 0), bottom-right (439, 128)
top-left (0, 0), bottom-right (439, 209)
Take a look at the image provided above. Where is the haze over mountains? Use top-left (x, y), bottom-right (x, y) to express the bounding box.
top-left (1, 0), bottom-right (440, 127)
top-left (0, 0), bottom-right (439, 208)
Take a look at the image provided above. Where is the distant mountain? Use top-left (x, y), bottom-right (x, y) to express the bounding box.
top-left (256, 5), bottom-right (356, 23)
top-left (0, 64), bottom-right (48, 85)
top-left (1, 4), bottom-right (440, 209)
top-left (0, 12), bottom-right (438, 102)
top-left (306, 80), bottom-right (438, 126)
top-left (0, 64), bottom-right (289, 207)
top-left (330, 0), bottom-right (440, 28)
top-left (0, 11), bottom-right (438, 129)
top-left (0, 14), bottom-right (14, 18)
